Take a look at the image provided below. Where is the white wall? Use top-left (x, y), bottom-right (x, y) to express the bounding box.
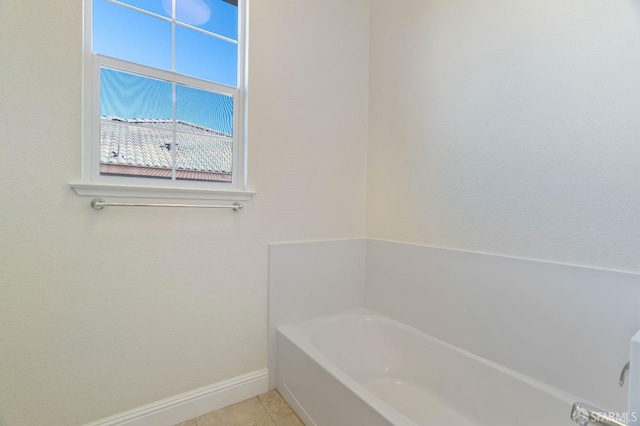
top-left (0, 1), bottom-right (369, 424)
top-left (367, 0), bottom-right (640, 273)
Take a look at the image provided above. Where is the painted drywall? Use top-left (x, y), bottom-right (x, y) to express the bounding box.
top-left (367, 0), bottom-right (640, 272)
top-left (0, 0), bottom-right (369, 424)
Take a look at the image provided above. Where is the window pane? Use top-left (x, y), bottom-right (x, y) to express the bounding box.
top-left (100, 67), bottom-right (172, 124)
top-left (93, 0), bottom-right (171, 70)
top-left (175, 133), bottom-right (233, 182)
top-left (175, 84), bottom-right (234, 182)
top-left (176, 26), bottom-right (237, 87)
top-left (100, 122), bottom-right (173, 179)
top-left (100, 68), bottom-right (175, 179)
top-left (177, 84), bottom-right (234, 137)
top-left (175, 0), bottom-right (238, 41)
top-left (116, 0), bottom-right (170, 18)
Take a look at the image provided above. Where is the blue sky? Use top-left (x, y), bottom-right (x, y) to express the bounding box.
top-left (94, 0), bottom-right (237, 134)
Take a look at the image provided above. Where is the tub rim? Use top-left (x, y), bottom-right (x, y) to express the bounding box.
top-left (277, 307), bottom-right (579, 426)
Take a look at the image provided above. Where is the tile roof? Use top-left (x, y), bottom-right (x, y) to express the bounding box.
top-left (99, 118), bottom-right (233, 175)
top-left (103, 117), bottom-right (232, 138)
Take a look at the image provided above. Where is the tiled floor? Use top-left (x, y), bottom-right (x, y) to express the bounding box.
top-left (174, 390), bottom-right (304, 426)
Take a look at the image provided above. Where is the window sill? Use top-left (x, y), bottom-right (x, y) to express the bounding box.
top-left (69, 182), bottom-right (255, 201)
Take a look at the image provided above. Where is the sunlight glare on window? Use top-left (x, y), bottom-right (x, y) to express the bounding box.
top-left (161, 0), bottom-right (211, 26)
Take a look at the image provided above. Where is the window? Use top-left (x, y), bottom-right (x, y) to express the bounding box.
top-left (73, 0), bottom-right (251, 200)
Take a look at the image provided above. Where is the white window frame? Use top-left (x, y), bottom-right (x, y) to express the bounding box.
top-left (71, 0), bottom-right (252, 201)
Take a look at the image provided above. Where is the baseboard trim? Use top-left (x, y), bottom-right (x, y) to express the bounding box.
top-left (83, 369), bottom-right (269, 426)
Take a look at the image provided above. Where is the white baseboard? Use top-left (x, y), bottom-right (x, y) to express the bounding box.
top-left (83, 369), bottom-right (269, 426)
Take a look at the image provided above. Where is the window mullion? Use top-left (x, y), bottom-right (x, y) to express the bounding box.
top-left (104, 0), bottom-right (172, 23)
top-left (171, 82), bottom-right (177, 181)
top-left (170, 0), bottom-right (177, 181)
top-left (174, 21), bottom-right (238, 45)
top-left (171, 0), bottom-right (176, 73)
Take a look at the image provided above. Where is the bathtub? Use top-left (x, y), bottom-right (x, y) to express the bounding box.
top-left (276, 308), bottom-right (580, 426)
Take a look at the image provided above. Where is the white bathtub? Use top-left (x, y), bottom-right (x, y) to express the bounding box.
top-left (276, 308), bottom-right (580, 426)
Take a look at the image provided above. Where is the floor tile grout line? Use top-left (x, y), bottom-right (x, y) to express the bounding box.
top-left (178, 391), bottom-right (298, 426)
top-left (259, 393), bottom-right (278, 422)
top-left (257, 395), bottom-right (277, 423)
top-left (254, 396), bottom-right (273, 426)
